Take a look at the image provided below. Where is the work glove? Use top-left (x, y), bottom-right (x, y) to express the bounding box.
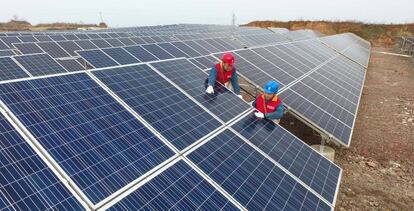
top-left (205, 85), bottom-right (214, 94)
top-left (237, 95), bottom-right (243, 99)
top-left (254, 112), bottom-right (264, 118)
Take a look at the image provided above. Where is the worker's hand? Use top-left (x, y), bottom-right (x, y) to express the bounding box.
top-left (254, 112), bottom-right (264, 118)
top-left (237, 95), bottom-right (243, 100)
top-left (205, 85), bottom-right (214, 94)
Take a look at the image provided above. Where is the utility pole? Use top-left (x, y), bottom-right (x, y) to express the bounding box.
top-left (99, 11), bottom-right (104, 23)
top-left (231, 12), bottom-right (236, 26)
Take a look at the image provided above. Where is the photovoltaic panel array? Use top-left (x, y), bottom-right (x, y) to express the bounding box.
top-left (232, 113), bottom-right (341, 204)
top-left (105, 160), bottom-right (239, 210)
top-left (13, 53), bottom-right (66, 76)
top-left (187, 129), bottom-right (332, 210)
top-left (0, 57), bottom-right (29, 81)
top-left (279, 55), bottom-right (366, 146)
top-left (150, 59), bottom-right (251, 123)
top-left (92, 64), bottom-right (222, 151)
top-left (76, 49), bottom-right (119, 68)
top-left (0, 112), bottom-right (85, 210)
top-left (0, 73), bottom-right (175, 204)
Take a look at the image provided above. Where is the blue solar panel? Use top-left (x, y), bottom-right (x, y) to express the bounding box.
top-left (104, 38), bottom-right (125, 47)
top-left (189, 55), bottom-right (218, 70)
top-left (0, 50), bottom-right (16, 57)
top-left (14, 53), bottom-right (67, 76)
top-left (0, 37), bottom-right (21, 48)
top-left (194, 39), bottom-right (222, 53)
top-left (75, 40), bottom-right (98, 50)
top-left (13, 43), bottom-right (44, 54)
top-left (92, 64), bottom-right (222, 150)
top-left (102, 47), bottom-right (140, 65)
top-left (107, 160), bottom-right (238, 210)
top-left (0, 57), bottom-right (29, 80)
top-left (182, 40), bottom-right (210, 55)
top-left (141, 44), bottom-right (174, 60)
top-left (77, 49), bottom-right (119, 68)
top-left (49, 35), bottom-right (66, 41)
top-left (56, 41), bottom-right (83, 56)
top-left (0, 73), bottom-right (175, 204)
top-left (150, 59), bottom-right (251, 123)
top-left (279, 56), bottom-right (365, 146)
top-left (170, 41), bottom-right (201, 57)
top-left (130, 37), bottom-right (146, 45)
top-left (0, 40), bottom-right (9, 50)
top-left (34, 35), bottom-right (52, 42)
top-left (18, 36), bottom-right (38, 43)
top-left (157, 42), bottom-right (189, 58)
top-left (124, 46), bottom-right (158, 62)
top-left (117, 38), bottom-right (136, 46)
top-left (0, 112), bottom-right (84, 210)
top-left (62, 34), bottom-right (79, 41)
top-left (56, 59), bottom-right (85, 72)
top-left (37, 42), bottom-right (71, 58)
top-left (232, 113), bottom-right (341, 204)
top-left (187, 129), bottom-right (332, 210)
top-left (90, 39), bottom-right (112, 48)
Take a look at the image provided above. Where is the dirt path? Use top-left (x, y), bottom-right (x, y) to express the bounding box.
top-left (335, 47), bottom-right (414, 210)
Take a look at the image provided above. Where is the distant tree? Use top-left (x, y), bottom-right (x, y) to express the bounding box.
top-left (99, 22), bottom-right (108, 28)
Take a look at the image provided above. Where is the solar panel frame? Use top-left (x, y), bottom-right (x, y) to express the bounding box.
top-left (101, 47), bottom-right (141, 65)
top-left (92, 64), bottom-right (223, 151)
top-left (141, 44), bottom-right (174, 60)
top-left (157, 42), bottom-right (189, 58)
top-left (0, 72), bottom-right (177, 205)
top-left (49, 35), bottom-right (67, 41)
top-left (18, 36), bottom-right (38, 43)
top-left (0, 57), bottom-right (30, 81)
top-left (37, 41), bottom-right (71, 58)
top-left (75, 40), bottom-right (98, 50)
top-left (13, 42), bottom-right (44, 54)
top-left (104, 38), bottom-right (125, 47)
top-left (13, 53), bottom-right (67, 76)
top-left (186, 129), bottom-right (332, 211)
top-left (34, 35), bottom-right (53, 42)
top-left (76, 49), bottom-right (120, 68)
top-left (56, 40), bottom-right (83, 56)
top-left (56, 58), bottom-right (86, 72)
top-left (90, 39), bottom-right (112, 48)
top-left (170, 41), bottom-right (202, 57)
top-left (123, 45), bottom-right (158, 62)
top-left (0, 39), bottom-right (9, 50)
top-left (0, 111), bottom-right (87, 210)
top-left (0, 49), bottom-right (16, 57)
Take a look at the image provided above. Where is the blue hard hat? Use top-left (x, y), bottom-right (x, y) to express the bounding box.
top-left (263, 81), bottom-right (279, 94)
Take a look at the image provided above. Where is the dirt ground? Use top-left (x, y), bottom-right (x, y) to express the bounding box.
top-left (240, 47), bottom-right (414, 210)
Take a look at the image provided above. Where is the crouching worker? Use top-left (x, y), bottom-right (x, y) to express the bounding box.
top-left (253, 81), bottom-right (284, 124)
top-left (205, 52), bottom-right (242, 99)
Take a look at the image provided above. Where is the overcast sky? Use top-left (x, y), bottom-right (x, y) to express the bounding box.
top-left (2, 0), bottom-right (413, 27)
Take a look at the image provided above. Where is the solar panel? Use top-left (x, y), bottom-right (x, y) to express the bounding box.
top-left (76, 49), bottom-right (119, 68)
top-left (157, 42), bottom-right (189, 58)
top-left (98, 33), bottom-right (111, 39)
top-left (117, 37), bottom-right (136, 46)
top-left (141, 44), bottom-right (174, 60)
top-left (140, 36), bottom-right (156, 43)
top-left (187, 129), bottom-right (332, 211)
top-left (279, 55), bottom-right (366, 146)
top-left (150, 59), bottom-right (251, 123)
top-left (0, 72), bottom-right (176, 204)
top-left (56, 59), bottom-right (85, 72)
top-left (123, 45), bottom-right (158, 62)
top-left (56, 41), bottom-right (83, 56)
top-left (92, 64), bottom-right (222, 150)
top-left (0, 37), bottom-right (21, 48)
top-left (18, 36), bottom-right (38, 43)
top-left (0, 50), bottom-right (16, 57)
top-left (75, 40), bottom-right (98, 50)
top-left (232, 113), bottom-right (341, 204)
top-left (90, 39), bottom-right (112, 48)
top-left (170, 41), bottom-right (201, 57)
top-left (0, 112), bottom-right (85, 210)
top-left (75, 34), bottom-right (90, 40)
top-left (188, 55), bottom-right (218, 70)
top-left (205, 38), bottom-right (228, 51)
top-left (194, 39), bottom-right (222, 53)
top-left (13, 43), bottom-right (44, 54)
top-left (87, 33), bottom-right (101, 39)
top-left (49, 35), bottom-right (66, 41)
top-left (62, 34), bottom-right (79, 41)
top-left (0, 57), bottom-right (30, 80)
top-left (14, 53), bottom-right (67, 76)
top-left (37, 42), bottom-right (71, 58)
top-left (130, 37), bottom-right (146, 45)
top-left (105, 160), bottom-right (239, 210)
top-left (102, 47), bottom-right (140, 65)
top-left (182, 40), bottom-right (210, 55)
top-left (0, 40), bottom-right (10, 50)
top-left (34, 35), bottom-right (53, 42)
top-left (104, 38), bottom-right (125, 47)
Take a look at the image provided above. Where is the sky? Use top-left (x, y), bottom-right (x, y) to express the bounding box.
top-left (1, 0), bottom-right (413, 27)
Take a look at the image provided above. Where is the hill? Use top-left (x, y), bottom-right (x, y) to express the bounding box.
top-left (243, 21), bottom-right (414, 47)
top-left (0, 20), bottom-right (107, 31)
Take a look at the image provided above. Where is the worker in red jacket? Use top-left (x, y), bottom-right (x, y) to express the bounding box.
top-left (253, 81), bottom-right (284, 124)
top-left (205, 52), bottom-right (242, 99)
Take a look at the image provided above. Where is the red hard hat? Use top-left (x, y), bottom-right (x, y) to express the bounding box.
top-left (222, 52), bottom-right (235, 66)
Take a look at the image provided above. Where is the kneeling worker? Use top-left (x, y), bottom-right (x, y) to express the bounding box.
top-left (205, 52), bottom-right (242, 99)
top-left (253, 81), bottom-right (284, 124)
